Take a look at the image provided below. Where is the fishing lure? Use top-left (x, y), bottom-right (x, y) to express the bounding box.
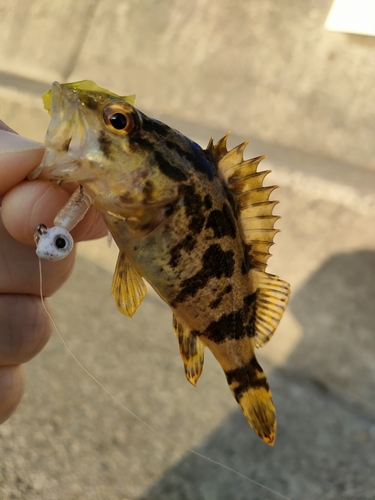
top-left (34, 185), bottom-right (91, 260)
top-left (32, 80), bottom-right (290, 445)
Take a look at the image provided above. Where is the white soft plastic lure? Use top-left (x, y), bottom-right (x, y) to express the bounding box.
top-left (34, 185), bottom-right (92, 260)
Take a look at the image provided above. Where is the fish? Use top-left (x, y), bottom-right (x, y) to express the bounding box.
top-left (32, 80), bottom-right (290, 445)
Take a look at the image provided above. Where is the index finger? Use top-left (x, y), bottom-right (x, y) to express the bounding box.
top-left (0, 129), bottom-right (45, 197)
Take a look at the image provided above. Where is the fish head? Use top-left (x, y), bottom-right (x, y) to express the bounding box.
top-left (31, 81), bottom-right (181, 221)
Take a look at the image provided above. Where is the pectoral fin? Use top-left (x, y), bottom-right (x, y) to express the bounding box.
top-left (111, 251), bottom-right (147, 318)
top-left (173, 314), bottom-right (205, 386)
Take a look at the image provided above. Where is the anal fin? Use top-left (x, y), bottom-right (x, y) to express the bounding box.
top-left (173, 314), bottom-right (205, 386)
top-left (111, 251), bottom-right (147, 318)
top-left (252, 270), bottom-right (290, 347)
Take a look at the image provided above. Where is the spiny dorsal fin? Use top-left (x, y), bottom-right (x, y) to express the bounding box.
top-left (111, 251), bottom-right (147, 318)
top-left (207, 132), bottom-right (231, 162)
top-left (207, 134), bottom-right (278, 273)
top-left (172, 314), bottom-right (205, 386)
top-left (207, 135), bottom-right (290, 347)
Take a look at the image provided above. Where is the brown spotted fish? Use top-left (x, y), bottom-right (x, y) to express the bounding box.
top-left (34, 81), bottom-right (290, 445)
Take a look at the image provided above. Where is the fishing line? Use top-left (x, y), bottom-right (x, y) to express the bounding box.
top-left (37, 257), bottom-right (293, 500)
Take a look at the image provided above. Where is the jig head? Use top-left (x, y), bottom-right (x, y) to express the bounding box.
top-left (34, 186), bottom-right (92, 261)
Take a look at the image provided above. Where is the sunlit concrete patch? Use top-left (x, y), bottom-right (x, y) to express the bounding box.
top-left (326, 0), bottom-right (375, 36)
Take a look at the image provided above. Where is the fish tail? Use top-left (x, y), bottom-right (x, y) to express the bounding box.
top-left (224, 355), bottom-right (276, 445)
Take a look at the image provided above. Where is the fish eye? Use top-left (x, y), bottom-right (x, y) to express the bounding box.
top-left (110, 113), bottom-right (127, 130)
top-left (103, 104), bottom-right (135, 134)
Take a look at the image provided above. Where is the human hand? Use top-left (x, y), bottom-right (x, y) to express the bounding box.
top-left (0, 120), bottom-right (107, 424)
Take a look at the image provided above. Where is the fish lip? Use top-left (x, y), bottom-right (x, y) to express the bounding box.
top-left (29, 82), bottom-right (99, 182)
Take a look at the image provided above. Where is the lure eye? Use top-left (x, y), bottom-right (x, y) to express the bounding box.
top-left (55, 237), bottom-right (67, 249)
top-left (103, 104), bottom-right (135, 134)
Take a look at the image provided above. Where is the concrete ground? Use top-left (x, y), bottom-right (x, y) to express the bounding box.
top-left (1, 2), bottom-right (375, 499)
top-left (0, 116), bottom-right (374, 499)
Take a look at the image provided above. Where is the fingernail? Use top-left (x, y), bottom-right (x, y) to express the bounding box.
top-left (0, 130), bottom-right (44, 155)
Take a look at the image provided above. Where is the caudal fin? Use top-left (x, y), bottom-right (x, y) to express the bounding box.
top-left (225, 356), bottom-right (276, 445)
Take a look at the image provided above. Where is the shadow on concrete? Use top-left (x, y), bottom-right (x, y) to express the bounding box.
top-left (288, 249), bottom-right (375, 418)
top-left (143, 250), bottom-right (375, 500)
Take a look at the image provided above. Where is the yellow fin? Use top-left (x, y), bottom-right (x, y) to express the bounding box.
top-left (252, 270), bottom-right (290, 347)
top-left (42, 80), bottom-right (136, 115)
top-left (234, 357), bottom-right (276, 446)
top-left (226, 156), bottom-right (267, 182)
top-left (208, 135), bottom-right (283, 273)
top-left (172, 314), bottom-right (205, 386)
top-left (207, 134), bottom-right (290, 349)
top-left (111, 252), bottom-right (147, 318)
top-left (206, 336), bottom-right (276, 445)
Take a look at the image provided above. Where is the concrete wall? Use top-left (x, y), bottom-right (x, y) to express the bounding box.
top-left (1, 0), bottom-right (374, 171)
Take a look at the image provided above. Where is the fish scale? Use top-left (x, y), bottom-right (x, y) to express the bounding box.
top-left (32, 80), bottom-right (290, 445)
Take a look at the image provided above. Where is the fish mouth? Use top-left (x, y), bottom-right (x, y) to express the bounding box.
top-left (30, 151), bottom-right (96, 184)
top-left (29, 82), bottom-right (100, 183)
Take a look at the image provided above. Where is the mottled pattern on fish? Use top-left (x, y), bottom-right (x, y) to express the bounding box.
top-left (35, 81), bottom-right (290, 445)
